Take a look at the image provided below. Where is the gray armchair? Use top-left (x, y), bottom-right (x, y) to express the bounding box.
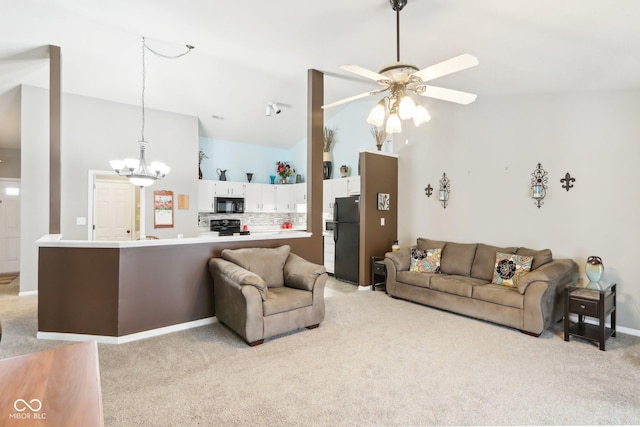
top-left (208, 245), bottom-right (327, 346)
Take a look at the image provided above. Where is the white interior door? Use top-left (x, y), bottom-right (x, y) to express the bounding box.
top-left (0, 179), bottom-right (20, 273)
top-left (94, 179), bottom-right (136, 241)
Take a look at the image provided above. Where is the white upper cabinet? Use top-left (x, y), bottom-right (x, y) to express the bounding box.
top-left (198, 180), bottom-right (216, 211)
top-left (323, 177), bottom-right (360, 215)
top-left (213, 181), bottom-right (245, 196)
top-left (292, 183), bottom-right (307, 212)
top-left (347, 176), bottom-right (360, 195)
top-left (245, 183), bottom-right (275, 212)
top-left (274, 185), bottom-right (292, 212)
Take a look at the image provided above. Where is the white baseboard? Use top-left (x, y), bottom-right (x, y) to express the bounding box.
top-left (568, 314), bottom-right (640, 337)
top-left (37, 317), bottom-right (218, 344)
top-left (18, 290), bottom-right (38, 297)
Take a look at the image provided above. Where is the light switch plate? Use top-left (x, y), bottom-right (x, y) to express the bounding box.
top-left (76, 217), bottom-right (87, 225)
top-left (380, 217), bottom-right (385, 226)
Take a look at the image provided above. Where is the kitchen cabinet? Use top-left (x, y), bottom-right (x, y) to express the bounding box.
top-left (199, 180), bottom-right (246, 211)
top-left (213, 181), bottom-right (245, 196)
top-left (323, 234), bottom-right (335, 274)
top-left (204, 181), bottom-right (306, 213)
top-left (322, 177), bottom-right (360, 215)
top-left (197, 180), bottom-right (216, 211)
top-left (245, 183), bottom-right (276, 212)
top-left (347, 176), bottom-right (360, 195)
top-left (292, 183), bottom-right (307, 212)
top-left (274, 185), bottom-right (292, 212)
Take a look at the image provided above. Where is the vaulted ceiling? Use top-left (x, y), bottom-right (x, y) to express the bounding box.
top-left (2, 0), bottom-right (640, 150)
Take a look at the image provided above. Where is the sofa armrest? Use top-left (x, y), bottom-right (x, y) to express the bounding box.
top-left (284, 253), bottom-right (327, 291)
top-left (385, 248), bottom-right (412, 272)
top-left (518, 258), bottom-right (579, 295)
top-left (209, 258), bottom-right (268, 301)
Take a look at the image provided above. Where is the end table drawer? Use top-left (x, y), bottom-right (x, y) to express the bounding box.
top-left (570, 298), bottom-right (598, 316)
top-left (373, 262), bottom-right (386, 275)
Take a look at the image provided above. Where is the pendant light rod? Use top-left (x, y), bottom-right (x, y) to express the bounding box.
top-left (396, 6), bottom-right (400, 62)
top-left (390, 0), bottom-right (407, 62)
top-left (141, 37), bottom-right (147, 142)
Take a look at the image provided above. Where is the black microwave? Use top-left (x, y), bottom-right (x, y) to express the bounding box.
top-left (215, 197), bottom-right (245, 214)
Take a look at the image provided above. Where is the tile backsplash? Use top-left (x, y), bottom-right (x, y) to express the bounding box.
top-left (198, 212), bottom-right (307, 230)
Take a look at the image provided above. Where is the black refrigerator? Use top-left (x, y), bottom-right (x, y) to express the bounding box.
top-left (333, 195), bottom-right (360, 284)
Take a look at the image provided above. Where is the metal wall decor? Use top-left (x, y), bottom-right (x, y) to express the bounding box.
top-left (439, 173), bottom-right (450, 209)
top-left (530, 162), bottom-right (548, 208)
top-left (424, 184), bottom-right (433, 197)
top-left (560, 172), bottom-right (575, 191)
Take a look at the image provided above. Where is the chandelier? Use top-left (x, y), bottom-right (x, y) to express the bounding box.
top-left (110, 37), bottom-right (193, 187)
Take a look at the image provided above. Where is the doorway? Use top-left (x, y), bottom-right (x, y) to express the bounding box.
top-left (0, 179), bottom-right (20, 273)
top-left (89, 172), bottom-right (138, 241)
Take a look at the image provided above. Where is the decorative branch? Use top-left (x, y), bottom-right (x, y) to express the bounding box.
top-left (370, 126), bottom-right (387, 151)
top-left (323, 127), bottom-right (338, 152)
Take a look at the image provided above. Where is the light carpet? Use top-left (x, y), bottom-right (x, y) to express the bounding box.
top-left (1, 278), bottom-right (639, 426)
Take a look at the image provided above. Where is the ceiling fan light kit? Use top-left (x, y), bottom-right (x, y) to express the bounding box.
top-left (324, 0), bottom-right (478, 135)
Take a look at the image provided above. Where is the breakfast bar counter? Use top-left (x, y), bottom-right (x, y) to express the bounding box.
top-left (36, 231), bottom-right (316, 343)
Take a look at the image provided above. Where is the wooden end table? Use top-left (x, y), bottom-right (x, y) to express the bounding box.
top-left (371, 256), bottom-right (387, 291)
top-left (564, 282), bottom-right (616, 351)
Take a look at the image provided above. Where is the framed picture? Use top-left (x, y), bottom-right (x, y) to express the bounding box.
top-left (377, 193), bottom-right (390, 211)
top-left (154, 190), bottom-right (174, 228)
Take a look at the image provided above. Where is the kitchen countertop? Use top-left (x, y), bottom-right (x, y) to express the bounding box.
top-left (37, 230), bottom-right (313, 248)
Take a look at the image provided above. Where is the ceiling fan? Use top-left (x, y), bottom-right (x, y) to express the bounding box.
top-left (322, 0), bottom-right (479, 134)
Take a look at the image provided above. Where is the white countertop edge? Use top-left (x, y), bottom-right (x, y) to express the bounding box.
top-left (36, 231), bottom-right (313, 248)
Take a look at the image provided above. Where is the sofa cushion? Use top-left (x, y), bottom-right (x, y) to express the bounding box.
top-left (492, 252), bottom-right (533, 287)
top-left (472, 283), bottom-right (524, 309)
top-left (471, 243), bottom-right (518, 281)
top-left (263, 286), bottom-right (312, 316)
top-left (409, 248), bottom-right (442, 273)
top-left (440, 242), bottom-right (478, 276)
top-left (516, 247), bottom-right (553, 270)
top-left (417, 237), bottom-right (447, 252)
top-left (222, 245), bottom-right (290, 287)
top-left (397, 270), bottom-right (433, 289)
top-left (430, 275), bottom-right (488, 297)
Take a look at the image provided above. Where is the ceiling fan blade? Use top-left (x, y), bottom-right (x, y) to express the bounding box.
top-left (411, 54), bottom-right (479, 82)
top-left (415, 85), bottom-right (477, 105)
top-left (321, 91), bottom-right (377, 109)
top-left (340, 64), bottom-right (391, 84)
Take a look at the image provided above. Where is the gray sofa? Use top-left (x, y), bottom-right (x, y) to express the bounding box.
top-left (384, 238), bottom-right (579, 336)
top-left (209, 245), bottom-right (327, 346)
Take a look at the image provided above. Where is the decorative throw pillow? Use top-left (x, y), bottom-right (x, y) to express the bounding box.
top-left (410, 248), bottom-right (442, 273)
top-left (492, 252), bottom-right (533, 287)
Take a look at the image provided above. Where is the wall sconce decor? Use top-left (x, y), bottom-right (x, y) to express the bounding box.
top-left (530, 162), bottom-right (548, 208)
top-left (560, 172), bottom-right (575, 191)
top-left (424, 184), bottom-right (433, 197)
top-left (439, 173), bottom-right (450, 209)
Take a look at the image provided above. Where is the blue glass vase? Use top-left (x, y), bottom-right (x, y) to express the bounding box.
top-left (585, 256), bottom-right (604, 283)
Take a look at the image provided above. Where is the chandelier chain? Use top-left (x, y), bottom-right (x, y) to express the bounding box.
top-left (140, 37), bottom-right (194, 142)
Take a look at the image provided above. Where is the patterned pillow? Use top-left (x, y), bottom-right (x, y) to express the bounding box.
top-left (410, 248), bottom-right (442, 273)
top-left (492, 252), bottom-right (533, 287)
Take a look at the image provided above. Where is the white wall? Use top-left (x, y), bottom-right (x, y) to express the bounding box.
top-left (20, 85), bottom-right (50, 295)
top-left (19, 86), bottom-right (199, 293)
top-left (324, 100), bottom-right (393, 177)
top-left (199, 137), bottom-right (294, 184)
top-left (0, 148), bottom-right (21, 178)
top-left (60, 91), bottom-right (199, 240)
top-left (395, 90), bottom-right (640, 331)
